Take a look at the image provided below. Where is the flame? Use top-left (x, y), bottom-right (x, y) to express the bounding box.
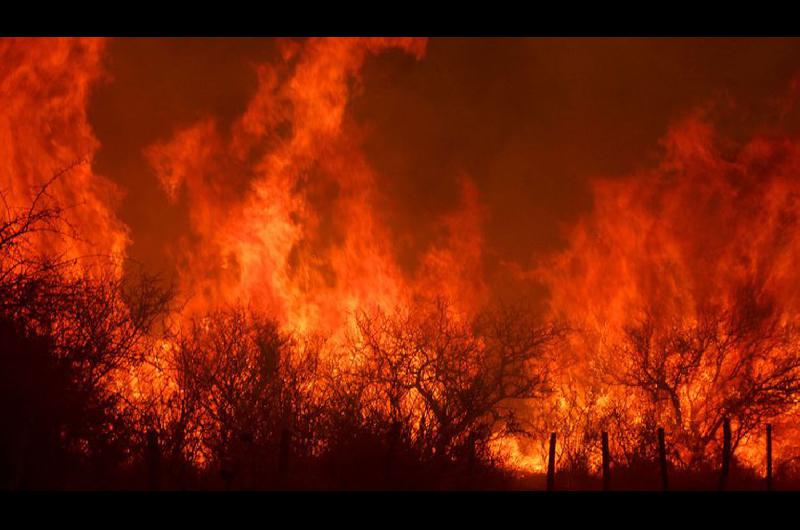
top-left (145, 37), bottom-right (484, 337)
top-left (0, 37), bottom-right (129, 271)
top-left (546, 111), bottom-right (800, 331)
top-left (542, 106), bottom-right (800, 469)
top-left (9, 37), bottom-right (800, 479)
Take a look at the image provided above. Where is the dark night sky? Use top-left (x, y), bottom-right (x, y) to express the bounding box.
top-left (87, 37), bottom-right (800, 282)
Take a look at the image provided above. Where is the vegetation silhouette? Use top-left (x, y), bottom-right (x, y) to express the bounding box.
top-left (2, 172), bottom-right (799, 491)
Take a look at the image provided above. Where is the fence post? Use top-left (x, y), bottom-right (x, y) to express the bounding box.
top-left (466, 430), bottom-right (477, 481)
top-left (220, 456), bottom-right (234, 491)
top-left (386, 421), bottom-right (401, 484)
top-left (657, 427), bottom-right (668, 491)
top-left (601, 431), bottom-right (610, 491)
top-left (241, 430), bottom-right (254, 489)
top-left (547, 432), bottom-right (556, 491)
top-left (279, 427), bottom-right (291, 482)
top-left (766, 423), bottom-right (773, 492)
top-left (146, 429), bottom-right (160, 491)
top-left (718, 417), bottom-right (731, 491)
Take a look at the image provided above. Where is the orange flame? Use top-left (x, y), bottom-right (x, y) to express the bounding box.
top-left (542, 105), bottom-right (800, 469)
top-left (11, 37), bottom-right (800, 477)
top-left (145, 37), bottom-right (485, 337)
top-left (0, 37), bottom-right (129, 271)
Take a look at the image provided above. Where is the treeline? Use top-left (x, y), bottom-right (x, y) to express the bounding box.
top-left (0, 180), bottom-right (565, 489)
top-left (4, 180), bottom-right (800, 490)
top-left (128, 301), bottom-right (565, 490)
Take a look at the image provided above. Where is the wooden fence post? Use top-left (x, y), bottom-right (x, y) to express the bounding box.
top-left (547, 432), bottom-right (556, 491)
top-left (766, 423), bottom-right (773, 492)
top-left (279, 428), bottom-right (291, 481)
top-left (601, 431), bottom-right (610, 491)
top-left (220, 456), bottom-right (234, 491)
top-left (467, 430), bottom-right (477, 480)
top-left (386, 421), bottom-right (401, 483)
top-left (241, 430), bottom-right (254, 489)
top-left (146, 429), bottom-right (160, 491)
top-left (657, 427), bottom-right (668, 491)
top-left (718, 417), bottom-right (731, 491)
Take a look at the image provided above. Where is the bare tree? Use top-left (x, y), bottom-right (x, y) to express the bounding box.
top-left (161, 307), bottom-right (321, 487)
top-left (0, 172), bottom-right (172, 488)
top-left (604, 282), bottom-right (800, 469)
top-left (343, 298), bottom-right (563, 469)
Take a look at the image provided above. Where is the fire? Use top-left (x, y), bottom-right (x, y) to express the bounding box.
top-left (6, 37), bottom-right (800, 484)
top-left (0, 38), bottom-right (129, 272)
top-left (546, 110), bottom-right (800, 332)
top-left (542, 105), bottom-right (800, 470)
top-left (144, 37), bottom-right (484, 337)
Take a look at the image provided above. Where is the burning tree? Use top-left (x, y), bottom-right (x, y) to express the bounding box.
top-left (338, 299), bottom-right (564, 474)
top-left (603, 282), bottom-right (800, 470)
top-left (0, 175), bottom-right (171, 488)
top-left (156, 307), bottom-right (322, 488)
